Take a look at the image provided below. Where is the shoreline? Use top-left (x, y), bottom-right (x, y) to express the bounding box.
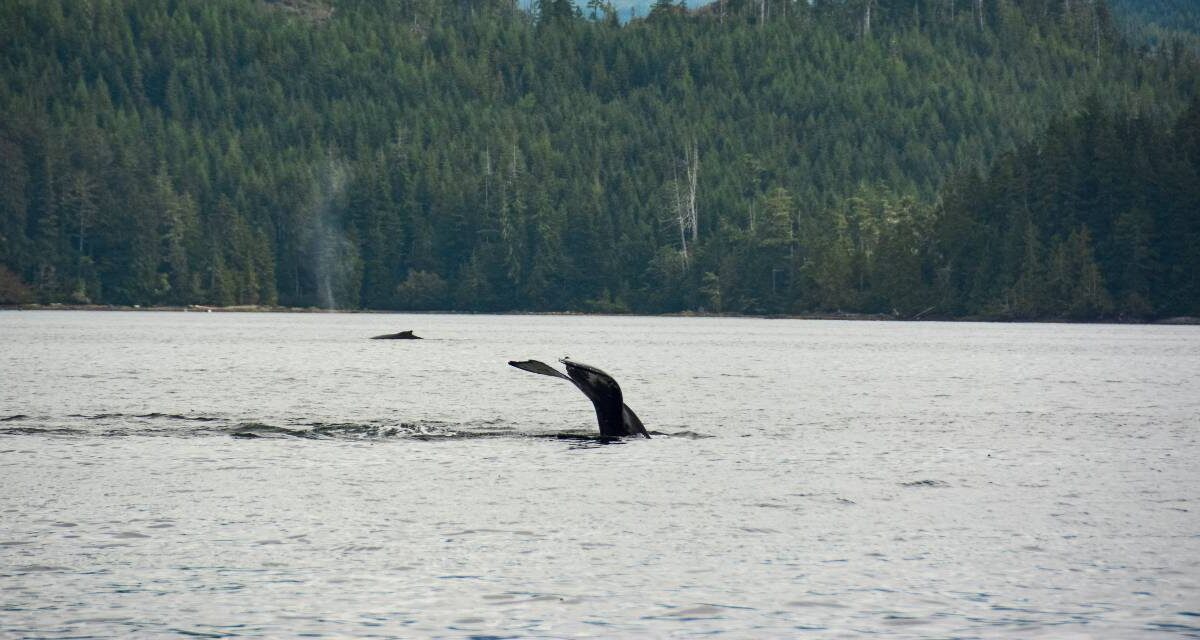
top-left (2, 303), bottom-right (1197, 326)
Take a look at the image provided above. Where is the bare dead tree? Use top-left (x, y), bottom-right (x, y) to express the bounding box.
top-left (510, 141), bottom-right (519, 184)
top-left (684, 138), bottom-right (699, 244)
top-left (671, 162), bottom-right (688, 266)
top-left (665, 140), bottom-right (701, 269)
top-left (65, 171), bottom-right (97, 259)
top-left (483, 145), bottom-right (492, 212)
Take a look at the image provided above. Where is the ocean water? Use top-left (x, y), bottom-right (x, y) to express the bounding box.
top-left (1, 310), bottom-right (1198, 638)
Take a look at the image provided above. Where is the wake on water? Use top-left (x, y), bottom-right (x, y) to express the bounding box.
top-left (0, 413), bottom-right (709, 442)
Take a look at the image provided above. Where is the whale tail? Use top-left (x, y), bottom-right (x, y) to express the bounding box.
top-left (508, 359), bottom-right (573, 382)
top-left (508, 359), bottom-right (650, 439)
top-left (621, 403), bottom-right (647, 438)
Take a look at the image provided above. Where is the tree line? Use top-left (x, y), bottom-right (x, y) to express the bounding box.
top-left (0, 0), bottom-right (1196, 319)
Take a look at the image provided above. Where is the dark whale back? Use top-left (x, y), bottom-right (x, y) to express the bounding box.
top-left (371, 330), bottom-right (421, 340)
top-left (508, 358), bottom-right (650, 439)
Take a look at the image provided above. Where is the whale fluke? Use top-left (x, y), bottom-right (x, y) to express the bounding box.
top-left (508, 358), bottom-right (649, 439)
top-left (372, 330), bottom-right (421, 340)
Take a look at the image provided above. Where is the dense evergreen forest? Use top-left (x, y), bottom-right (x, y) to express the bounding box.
top-left (1111, 0), bottom-right (1200, 36)
top-left (0, 0), bottom-right (1197, 319)
top-left (1110, 0), bottom-right (1200, 51)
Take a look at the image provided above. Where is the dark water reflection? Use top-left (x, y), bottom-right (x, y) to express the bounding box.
top-left (2, 311), bottom-right (1198, 637)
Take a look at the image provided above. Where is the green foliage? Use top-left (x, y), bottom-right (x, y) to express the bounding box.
top-left (931, 98), bottom-right (1200, 319)
top-left (0, 0), bottom-right (1195, 318)
top-left (1110, 0), bottom-right (1200, 51)
top-left (0, 265), bottom-right (33, 304)
top-left (395, 269), bottom-right (450, 310)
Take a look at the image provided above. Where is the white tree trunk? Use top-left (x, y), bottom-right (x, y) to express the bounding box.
top-left (685, 138), bottom-right (699, 243)
top-left (672, 164), bottom-right (688, 266)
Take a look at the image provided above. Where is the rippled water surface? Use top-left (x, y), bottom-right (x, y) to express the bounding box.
top-left (2, 310), bottom-right (1199, 638)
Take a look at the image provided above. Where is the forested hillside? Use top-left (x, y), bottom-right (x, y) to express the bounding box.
top-left (1111, 0), bottom-right (1200, 36)
top-left (1109, 0), bottom-right (1200, 51)
top-left (0, 0), bottom-right (1196, 318)
top-left (932, 97), bottom-right (1200, 319)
